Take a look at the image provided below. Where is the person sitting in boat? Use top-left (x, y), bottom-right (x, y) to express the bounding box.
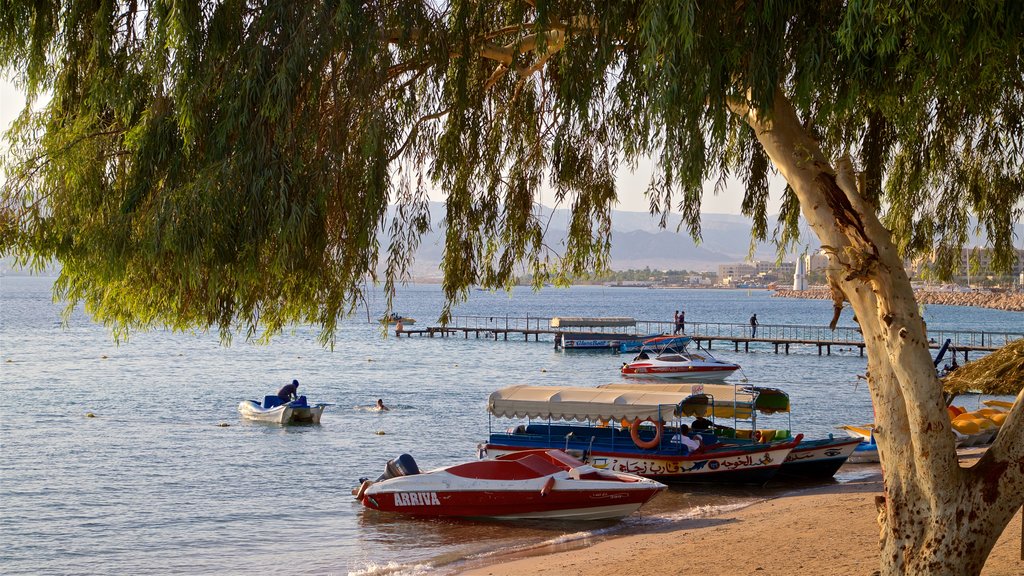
top-left (670, 424), bottom-right (702, 453)
top-left (692, 416), bottom-right (714, 431)
top-left (376, 398), bottom-right (390, 411)
top-left (277, 379), bottom-right (300, 403)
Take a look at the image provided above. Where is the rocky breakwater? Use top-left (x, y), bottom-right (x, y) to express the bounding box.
top-left (773, 288), bottom-right (1024, 312)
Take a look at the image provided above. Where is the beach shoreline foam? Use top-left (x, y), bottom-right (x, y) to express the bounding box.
top-left (454, 460), bottom-right (1023, 576)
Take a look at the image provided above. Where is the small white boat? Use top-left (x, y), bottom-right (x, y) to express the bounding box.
top-left (621, 336), bottom-right (740, 382)
top-left (238, 395), bottom-right (326, 425)
top-left (354, 449), bottom-right (666, 521)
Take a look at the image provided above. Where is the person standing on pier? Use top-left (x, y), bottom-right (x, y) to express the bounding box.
top-left (678, 309), bottom-right (685, 334)
top-left (750, 314), bottom-right (758, 338)
top-left (673, 310), bottom-right (680, 334)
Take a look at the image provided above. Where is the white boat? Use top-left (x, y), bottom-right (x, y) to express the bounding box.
top-left (621, 336), bottom-right (740, 382)
top-left (354, 449), bottom-right (666, 521)
top-left (238, 395), bottom-right (326, 424)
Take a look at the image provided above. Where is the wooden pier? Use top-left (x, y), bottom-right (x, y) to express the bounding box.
top-left (394, 315), bottom-right (1021, 360)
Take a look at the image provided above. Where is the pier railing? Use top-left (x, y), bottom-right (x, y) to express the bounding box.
top-left (442, 315), bottom-right (1022, 349)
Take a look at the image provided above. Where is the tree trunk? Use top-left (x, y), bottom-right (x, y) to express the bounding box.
top-left (732, 91), bottom-right (1024, 575)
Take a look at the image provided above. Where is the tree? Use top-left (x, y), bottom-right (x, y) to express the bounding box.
top-left (1, 2), bottom-right (1022, 573)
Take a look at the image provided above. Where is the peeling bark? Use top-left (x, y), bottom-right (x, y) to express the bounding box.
top-left (733, 91), bottom-right (1024, 575)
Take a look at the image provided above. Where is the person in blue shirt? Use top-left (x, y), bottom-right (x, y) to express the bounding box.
top-left (277, 379), bottom-right (300, 403)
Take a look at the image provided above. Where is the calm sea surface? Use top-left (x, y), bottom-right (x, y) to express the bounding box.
top-left (1, 276), bottom-right (1019, 575)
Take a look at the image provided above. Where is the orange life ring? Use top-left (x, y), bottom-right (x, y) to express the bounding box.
top-left (630, 418), bottom-right (664, 449)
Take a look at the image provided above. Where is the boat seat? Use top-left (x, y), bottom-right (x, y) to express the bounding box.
top-left (264, 395), bottom-right (283, 409)
top-left (568, 465), bottom-right (601, 480)
top-left (448, 456), bottom-right (562, 480)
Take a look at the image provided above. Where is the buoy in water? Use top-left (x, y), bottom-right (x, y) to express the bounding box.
top-left (85, 412), bottom-right (96, 418)
top-left (376, 430), bottom-right (386, 435)
top-left (216, 422), bottom-right (230, 427)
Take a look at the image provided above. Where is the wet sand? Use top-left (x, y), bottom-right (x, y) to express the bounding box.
top-left (457, 461), bottom-right (1023, 576)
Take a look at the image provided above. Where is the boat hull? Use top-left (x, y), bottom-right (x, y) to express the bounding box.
top-left (359, 450), bottom-right (665, 521)
top-left (237, 400), bottom-right (325, 424)
top-left (558, 332), bottom-right (658, 350)
top-left (481, 433), bottom-right (796, 485)
top-left (847, 441), bottom-right (880, 464)
top-left (362, 486), bottom-right (660, 521)
top-left (777, 437), bottom-right (862, 478)
top-left (620, 365), bottom-right (738, 382)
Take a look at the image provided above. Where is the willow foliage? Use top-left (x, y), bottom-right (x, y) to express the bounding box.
top-left (2, 1), bottom-right (1021, 343)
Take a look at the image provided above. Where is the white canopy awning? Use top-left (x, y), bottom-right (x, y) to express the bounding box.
top-left (599, 383), bottom-right (791, 415)
top-left (487, 384), bottom-right (710, 422)
top-left (549, 317), bottom-right (636, 328)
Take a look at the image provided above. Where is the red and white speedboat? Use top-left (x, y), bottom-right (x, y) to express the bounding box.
top-left (353, 449), bottom-right (666, 521)
top-left (621, 336), bottom-right (740, 382)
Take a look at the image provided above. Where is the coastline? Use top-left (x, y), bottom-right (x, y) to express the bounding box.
top-left (774, 288), bottom-right (1024, 312)
top-left (456, 461), bottom-right (1023, 576)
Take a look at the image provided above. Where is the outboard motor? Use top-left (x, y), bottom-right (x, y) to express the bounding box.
top-left (376, 453), bottom-right (420, 481)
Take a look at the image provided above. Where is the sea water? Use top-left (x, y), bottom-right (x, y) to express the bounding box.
top-left (1, 276), bottom-right (1019, 575)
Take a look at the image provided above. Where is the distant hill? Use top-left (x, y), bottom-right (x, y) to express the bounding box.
top-left (387, 202), bottom-right (818, 274)
top-left (4, 203), bottom-right (1017, 278)
top-left (389, 203), bottom-right (1023, 275)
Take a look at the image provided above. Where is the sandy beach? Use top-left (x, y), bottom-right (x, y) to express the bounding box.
top-left (458, 460), bottom-right (1023, 576)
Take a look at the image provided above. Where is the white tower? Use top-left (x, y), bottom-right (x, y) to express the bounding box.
top-left (793, 255), bottom-right (807, 291)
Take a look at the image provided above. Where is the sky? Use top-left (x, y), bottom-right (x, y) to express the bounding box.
top-left (0, 77), bottom-right (779, 217)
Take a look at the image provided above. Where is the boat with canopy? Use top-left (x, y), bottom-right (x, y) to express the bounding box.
top-left (599, 383), bottom-right (862, 479)
top-left (479, 384), bottom-right (801, 484)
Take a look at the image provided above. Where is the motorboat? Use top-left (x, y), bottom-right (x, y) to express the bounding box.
top-left (237, 395), bottom-right (326, 424)
top-left (353, 449), bottom-right (666, 521)
top-left (598, 383), bottom-right (861, 479)
top-left (621, 336), bottom-right (740, 382)
top-left (481, 385), bottom-right (801, 485)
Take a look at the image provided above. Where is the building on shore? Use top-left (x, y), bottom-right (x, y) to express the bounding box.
top-left (906, 247), bottom-right (1024, 289)
top-left (718, 259), bottom-right (797, 287)
top-left (793, 256), bottom-right (807, 291)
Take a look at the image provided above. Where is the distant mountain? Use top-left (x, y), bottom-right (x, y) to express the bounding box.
top-left (392, 202), bottom-right (1023, 275)
top-left (387, 202), bottom-right (819, 274)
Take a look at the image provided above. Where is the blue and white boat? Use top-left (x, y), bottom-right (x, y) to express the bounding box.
top-left (556, 332), bottom-right (661, 350)
top-left (479, 384), bottom-right (801, 484)
top-left (599, 383), bottom-right (862, 479)
top-left (238, 395), bottom-right (326, 425)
